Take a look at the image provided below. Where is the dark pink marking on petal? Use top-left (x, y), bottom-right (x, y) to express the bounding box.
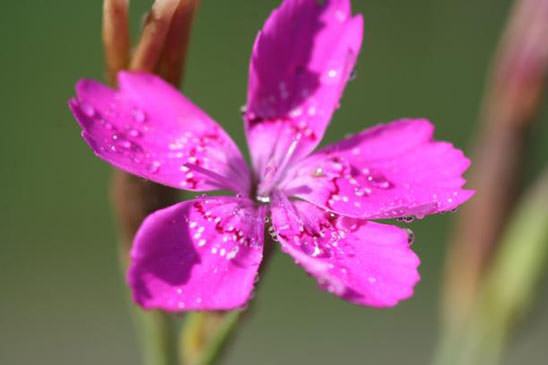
top-left (270, 197), bottom-right (420, 307)
top-left (128, 196), bottom-right (265, 311)
top-left (69, 72), bottom-right (250, 193)
top-left (281, 119), bottom-right (474, 219)
top-left (245, 0), bottom-right (363, 177)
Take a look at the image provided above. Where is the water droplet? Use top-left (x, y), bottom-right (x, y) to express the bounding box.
top-left (405, 228), bottom-right (415, 245)
top-left (312, 167), bottom-right (324, 177)
top-left (397, 216), bottom-right (415, 223)
top-left (146, 161), bottom-right (161, 174)
top-left (290, 108), bottom-right (303, 118)
top-left (128, 129), bottom-right (141, 138)
top-left (311, 246), bottom-right (322, 257)
top-left (132, 108), bottom-right (146, 123)
top-left (226, 246), bottom-right (239, 260)
top-left (256, 195), bottom-right (271, 204)
top-left (81, 103), bottom-right (95, 117)
top-left (367, 172), bottom-right (393, 189)
top-left (349, 68), bottom-right (357, 81)
top-left (119, 140), bottom-right (132, 149)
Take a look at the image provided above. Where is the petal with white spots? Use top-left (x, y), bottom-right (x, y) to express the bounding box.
top-left (281, 119), bottom-right (474, 219)
top-left (128, 196), bottom-right (265, 311)
top-left (270, 197), bottom-right (420, 307)
top-left (69, 72), bottom-right (250, 193)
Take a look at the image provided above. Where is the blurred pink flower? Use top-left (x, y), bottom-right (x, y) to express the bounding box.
top-left (68, 0), bottom-right (473, 311)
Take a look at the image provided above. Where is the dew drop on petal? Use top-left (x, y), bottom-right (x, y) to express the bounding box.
top-left (146, 161), bottom-right (161, 174)
top-left (397, 216), bottom-right (415, 223)
top-left (256, 195), bottom-right (271, 204)
top-left (128, 129), bottom-right (141, 138)
top-left (132, 108), bottom-right (146, 123)
top-left (226, 246), bottom-right (239, 260)
top-left (367, 172), bottom-right (393, 189)
top-left (81, 103), bottom-right (95, 117)
top-left (312, 167), bottom-right (324, 177)
top-left (349, 68), bottom-right (357, 81)
top-left (404, 228), bottom-right (415, 245)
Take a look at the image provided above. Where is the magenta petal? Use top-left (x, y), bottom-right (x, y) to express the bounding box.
top-left (128, 196), bottom-right (265, 311)
top-left (69, 72), bottom-right (250, 192)
top-left (271, 197), bottom-right (420, 307)
top-left (281, 119), bottom-right (474, 219)
top-left (245, 0), bottom-right (363, 176)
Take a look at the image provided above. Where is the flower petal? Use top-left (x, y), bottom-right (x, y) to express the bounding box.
top-left (245, 0), bottom-right (363, 177)
top-left (281, 119), bottom-right (474, 219)
top-left (270, 196), bottom-right (420, 307)
top-left (128, 196), bottom-right (265, 311)
top-left (69, 72), bottom-right (250, 192)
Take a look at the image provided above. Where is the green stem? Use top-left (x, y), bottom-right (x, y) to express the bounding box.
top-left (103, 1), bottom-right (201, 364)
top-left (180, 311), bottom-right (242, 365)
top-left (133, 310), bottom-right (180, 365)
top-left (434, 169), bottom-right (548, 365)
top-left (118, 243), bottom-right (180, 365)
top-left (179, 237), bottom-right (275, 365)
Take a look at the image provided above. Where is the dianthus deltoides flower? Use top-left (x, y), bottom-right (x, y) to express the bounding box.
top-left (69, 0), bottom-right (472, 310)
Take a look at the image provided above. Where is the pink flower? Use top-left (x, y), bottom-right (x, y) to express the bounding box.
top-left (69, 0), bottom-right (473, 311)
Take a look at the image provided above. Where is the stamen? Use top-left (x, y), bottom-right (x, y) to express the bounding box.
top-left (183, 163), bottom-right (246, 193)
top-left (257, 135), bottom-right (302, 196)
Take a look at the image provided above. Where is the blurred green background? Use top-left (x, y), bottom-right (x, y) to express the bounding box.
top-left (1, 0), bottom-right (547, 364)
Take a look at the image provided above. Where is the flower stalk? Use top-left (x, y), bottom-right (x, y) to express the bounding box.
top-left (130, 0), bottom-right (180, 72)
top-left (180, 311), bottom-right (242, 365)
top-left (157, 0), bottom-right (200, 85)
top-left (442, 0), bottom-right (548, 331)
top-left (102, 1), bottom-right (199, 365)
top-left (103, 0), bottom-right (130, 85)
top-left (179, 239), bottom-right (274, 365)
top-left (438, 0), bottom-right (548, 363)
top-left (436, 169), bottom-right (548, 365)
